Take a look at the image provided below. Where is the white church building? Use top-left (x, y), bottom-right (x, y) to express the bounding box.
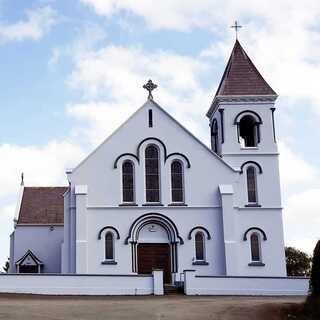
top-left (6, 40), bottom-right (308, 295)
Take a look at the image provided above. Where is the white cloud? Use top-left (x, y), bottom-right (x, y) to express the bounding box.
top-left (79, 0), bottom-right (253, 31)
top-left (278, 141), bottom-right (320, 190)
top-left (0, 204), bottom-right (15, 270)
top-left (0, 141), bottom-right (85, 198)
top-left (0, 140), bottom-right (85, 268)
top-left (68, 45), bottom-right (208, 99)
top-left (80, 0), bottom-right (320, 32)
top-left (279, 142), bottom-right (320, 254)
top-left (0, 6), bottom-right (58, 43)
top-left (81, 0), bottom-right (320, 114)
top-left (67, 101), bottom-right (136, 145)
top-left (284, 188), bottom-right (320, 254)
top-left (67, 45), bottom-right (211, 145)
top-left (49, 23), bottom-right (107, 68)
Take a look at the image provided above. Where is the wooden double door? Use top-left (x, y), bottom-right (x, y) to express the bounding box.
top-left (137, 243), bottom-right (171, 283)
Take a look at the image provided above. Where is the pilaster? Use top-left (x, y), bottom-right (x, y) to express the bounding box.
top-left (75, 185), bottom-right (88, 274)
top-left (219, 184), bottom-right (238, 276)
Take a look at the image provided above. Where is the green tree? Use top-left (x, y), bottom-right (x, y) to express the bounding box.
top-left (285, 246), bottom-right (311, 276)
top-left (2, 257), bottom-right (9, 273)
top-left (310, 240), bottom-right (320, 296)
top-left (302, 241), bottom-right (320, 319)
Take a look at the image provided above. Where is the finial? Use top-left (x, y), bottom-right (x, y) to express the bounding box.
top-left (231, 20), bottom-right (242, 40)
top-left (143, 79), bottom-right (158, 100)
top-left (21, 172), bottom-right (24, 186)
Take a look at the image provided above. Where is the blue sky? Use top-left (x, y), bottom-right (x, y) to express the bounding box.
top-left (0, 0), bottom-right (320, 268)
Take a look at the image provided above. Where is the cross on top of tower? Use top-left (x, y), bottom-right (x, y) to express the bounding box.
top-left (143, 79), bottom-right (158, 100)
top-left (231, 20), bottom-right (242, 39)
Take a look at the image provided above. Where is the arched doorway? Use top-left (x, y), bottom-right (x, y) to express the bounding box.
top-left (125, 213), bottom-right (183, 284)
top-left (137, 223), bottom-right (171, 283)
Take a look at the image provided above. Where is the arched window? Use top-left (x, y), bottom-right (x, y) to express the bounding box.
top-left (105, 232), bottom-right (114, 260)
top-left (239, 115), bottom-right (258, 147)
top-left (211, 120), bottom-right (218, 153)
top-left (145, 145), bottom-right (160, 203)
top-left (250, 233), bottom-right (261, 262)
top-left (171, 160), bottom-right (184, 203)
top-left (122, 160), bottom-right (134, 203)
top-left (246, 166), bottom-right (257, 203)
top-left (195, 232), bottom-right (205, 261)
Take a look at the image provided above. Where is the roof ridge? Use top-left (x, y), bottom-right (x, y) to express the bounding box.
top-left (23, 186), bottom-right (68, 189)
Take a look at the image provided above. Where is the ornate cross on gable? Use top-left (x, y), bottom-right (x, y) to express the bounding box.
top-left (143, 79), bottom-right (158, 100)
top-left (231, 20), bottom-right (242, 39)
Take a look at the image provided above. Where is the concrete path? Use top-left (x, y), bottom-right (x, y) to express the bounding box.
top-left (0, 294), bottom-right (304, 320)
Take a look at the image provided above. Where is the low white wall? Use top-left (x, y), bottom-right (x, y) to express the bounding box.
top-left (0, 274), bottom-right (156, 295)
top-left (184, 270), bottom-right (309, 296)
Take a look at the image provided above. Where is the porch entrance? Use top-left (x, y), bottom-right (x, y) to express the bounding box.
top-left (19, 265), bottom-right (38, 273)
top-left (137, 243), bottom-right (171, 283)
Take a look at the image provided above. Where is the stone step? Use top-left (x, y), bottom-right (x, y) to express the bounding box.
top-left (164, 285), bottom-right (184, 295)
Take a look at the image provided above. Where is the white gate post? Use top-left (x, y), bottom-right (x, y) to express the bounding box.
top-left (152, 269), bottom-right (164, 295)
top-left (184, 270), bottom-right (196, 295)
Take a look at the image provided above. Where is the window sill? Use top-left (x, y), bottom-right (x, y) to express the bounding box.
top-left (248, 262), bottom-right (265, 267)
top-left (168, 203), bottom-right (188, 207)
top-left (142, 203), bottom-right (164, 207)
top-left (240, 147), bottom-right (259, 150)
top-left (192, 261), bottom-right (209, 266)
top-left (245, 203), bottom-right (262, 208)
top-left (101, 260), bottom-right (118, 265)
top-left (118, 203), bottom-right (138, 207)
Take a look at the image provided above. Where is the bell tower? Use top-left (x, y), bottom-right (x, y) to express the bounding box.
top-left (207, 40), bottom-right (281, 208)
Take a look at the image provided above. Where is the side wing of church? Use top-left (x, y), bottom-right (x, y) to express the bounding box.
top-left (9, 40), bottom-right (287, 284)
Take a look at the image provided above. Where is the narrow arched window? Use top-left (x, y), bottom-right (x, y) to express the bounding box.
top-left (239, 115), bottom-right (258, 147)
top-left (211, 120), bottom-right (218, 153)
top-left (195, 232), bottom-right (205, 261)
top-left (105, 232), bottom-right (114, 260)
top-left (171, 161), bottom-right (184, 203)
top-left (122, 160), bottom-right (134, 203)
top-left (247, 166), bottom-right (257, 203)
top-left (145, 145), bottom-right (160, 202)
top-left (250, 233), bottom-right (261, 262)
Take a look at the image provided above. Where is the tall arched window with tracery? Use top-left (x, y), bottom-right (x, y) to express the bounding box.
top-left (195, 232), bottom-right (205, 261)
top-left (145, 145), bottom-right (160, 203)
top-left (250, 233), bottom-right (261, 262)
top-left (246, 166), bottom-right (257, 204)
top-left (122, 160), bottom-right (135, 203)
top-left (105, 232), bottom-right (114, 261)
top-left (171, 160), bottom-right (184, 203)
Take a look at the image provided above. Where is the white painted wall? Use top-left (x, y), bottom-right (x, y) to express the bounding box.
top-left (62, 100), bottom-right (236, 276)
top-left (209, 100), bottom-right (286, 277)
top-left (59, 99), bottom-right (287, 279)
top-left (236, 208), bottom-right (286, 276)
top-left (212, 102), bottom-right (278, 156)
top-left (0, 274), bottom-right (155, 295)
top-left (184, 271), bottom-right (309, 296)
top-left (210, 101), bottom-right (281, 207)
top-left (11, 225), bottom-right (63, 273)
top-left (77, 205), bottom-right (226, 276)
top-left (70, 101), bottom-right (237, 207)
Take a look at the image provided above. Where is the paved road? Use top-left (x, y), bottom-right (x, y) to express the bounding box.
top-left (0, 294), bottom-right (304, 320)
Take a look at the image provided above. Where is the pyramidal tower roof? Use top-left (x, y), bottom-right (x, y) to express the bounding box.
top-left (215, 40), bottom-right (276, 97)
